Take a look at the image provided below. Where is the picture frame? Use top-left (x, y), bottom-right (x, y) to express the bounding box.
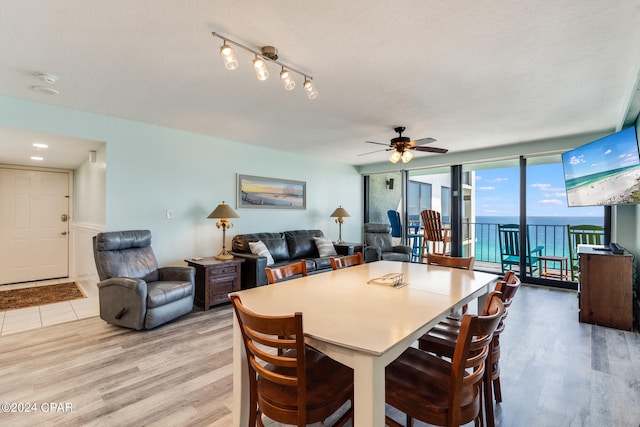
top-left (237, 174), bottom-right (306, 209)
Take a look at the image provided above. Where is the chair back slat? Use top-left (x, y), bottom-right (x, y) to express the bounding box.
top-left (449, 292), bottom-right (505, 416)
top-left (567, 224), bottom-right (604, 281)
top-left (421, 209), bottom-right (446, 242)
top-left (426, 253), bottom-right (475, 270)
top-left (265, 260), bottom-right (308, 284)
top-left (330, 253), bottom-right (363, 270)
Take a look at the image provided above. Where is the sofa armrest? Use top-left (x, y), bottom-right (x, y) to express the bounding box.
top-left (158, 266), bottom-right (195, 283)
top-left (364, 246), bottom-right (381, 263)
top-left (231, 252), bottom-right (269, 289)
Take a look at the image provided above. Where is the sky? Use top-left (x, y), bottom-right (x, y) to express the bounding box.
top-left (561, 127), bottom-right (640, 180)
top-left (475, 163), bottom-right (603, 217)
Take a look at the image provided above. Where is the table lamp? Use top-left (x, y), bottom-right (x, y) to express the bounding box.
top-left (330, 206), bottom-right (350, 244)
top-left (208, 201), bottom-right (240, 260)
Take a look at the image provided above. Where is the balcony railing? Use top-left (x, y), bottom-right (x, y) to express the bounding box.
top-left (412, 221), bottom-right (591, 281)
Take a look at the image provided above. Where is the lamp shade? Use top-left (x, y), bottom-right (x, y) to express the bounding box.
top-left (330, 206), bottom-right (350, 218)
top-left (207, 201), bottom-right (239, 219)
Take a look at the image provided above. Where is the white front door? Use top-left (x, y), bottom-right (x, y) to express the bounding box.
top-left (0, 168), bottom-right (70, 285)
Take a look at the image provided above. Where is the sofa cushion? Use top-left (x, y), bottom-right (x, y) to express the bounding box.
top-left (314, 237), bottom-right (337, 257)
top-left (285, 230), bottom-right (324, 259)
top-left (232, 232), bottom-right (289, 262)
top-left (249, 241), bottom-right (275, 266)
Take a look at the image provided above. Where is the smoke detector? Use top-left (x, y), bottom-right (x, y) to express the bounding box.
top-left (35, 72), bottom-right (58, 84)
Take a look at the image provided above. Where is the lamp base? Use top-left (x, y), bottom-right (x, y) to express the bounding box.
top-left (336, 239), bottom-right (346, 244)
top-left (215, 251), bottom-right (234, 261)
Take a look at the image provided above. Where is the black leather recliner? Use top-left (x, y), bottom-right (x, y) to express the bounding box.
top-left (363, 223), bottom-right (412, 263)
top-left (93, 230), bottom-right (195, 330)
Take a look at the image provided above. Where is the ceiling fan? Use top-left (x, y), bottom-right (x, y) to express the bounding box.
top-left (360, 126), bottom-right (448, 163)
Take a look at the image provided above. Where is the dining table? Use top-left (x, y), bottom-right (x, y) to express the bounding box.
top-left (230, 260), bottom-right (499, 427)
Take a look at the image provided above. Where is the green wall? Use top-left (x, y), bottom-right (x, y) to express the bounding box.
top-left (0, 96), bottom-right (363, 265)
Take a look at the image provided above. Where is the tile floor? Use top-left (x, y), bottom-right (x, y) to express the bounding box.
top-left (0, 278), bottom-right (99, 336)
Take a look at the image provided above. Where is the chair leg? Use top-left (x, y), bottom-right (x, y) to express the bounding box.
top-left (483, 368), bottom-right (495, 427)
top-left (493, 375), bottom-right (503, 403)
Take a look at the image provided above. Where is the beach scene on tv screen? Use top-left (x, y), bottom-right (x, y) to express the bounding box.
top-left (563, 127), bottom-right (640, 207)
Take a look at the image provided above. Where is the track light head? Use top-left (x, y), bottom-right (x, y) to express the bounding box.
top-left (280, 68), bottom-right (295, 90)
top-left (219, 42), bottom-right (238, 70)
top-left (253, 56), bottom-right (269, 80)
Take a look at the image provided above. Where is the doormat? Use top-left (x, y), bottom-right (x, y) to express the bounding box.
top-left (0, 282), bottom-right (86, 311)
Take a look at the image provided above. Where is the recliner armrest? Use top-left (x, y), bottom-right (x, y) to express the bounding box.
top-left (364, 246), bottom-right (381, 263)
top-left (97, 277), bottom-right (147, 295)
top-left (392, 245), bottom-right (412, 255)
top-left (158, 266), bottom-right (195, 283)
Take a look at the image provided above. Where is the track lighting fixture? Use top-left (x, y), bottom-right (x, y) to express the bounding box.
top-left (212, 31), bottom-right (317, 99)
top-left (219, 42), bottom-right (238, 70)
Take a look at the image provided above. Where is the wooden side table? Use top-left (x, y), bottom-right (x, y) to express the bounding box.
top-left (185, 257), bottom-right (244, 310)
top-left (538, 255), bottom-right (568, 280)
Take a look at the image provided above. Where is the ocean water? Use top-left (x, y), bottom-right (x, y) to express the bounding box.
top-left (565, 165), bottom-right (639, 190)
top-left (469, 216), bottom-right (604, 262)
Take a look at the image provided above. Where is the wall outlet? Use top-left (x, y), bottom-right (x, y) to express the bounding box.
top-left (166, 209), bottom-right (174, 219)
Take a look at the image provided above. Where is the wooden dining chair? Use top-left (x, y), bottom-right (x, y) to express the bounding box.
top-left (330, 253), bottom-right (363, 270)
top-left (427, 253), bottom-right (475, 316)
top-left (417, 272), bottom-right (521, 427)
top-left (265, 260), bottom-right (308, 284)
top-left (420, 209), bottom-right (451, 260)
top-left (385, 291), bottom-right (505, 427)
top-left (230, 295), bottom-right (353, 427)
top-left (426, 253), bottom-right (475, 269)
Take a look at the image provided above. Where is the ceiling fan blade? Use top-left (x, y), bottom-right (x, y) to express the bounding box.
top-left (413, 146), bottom-right (448, 154)
top-left (412, 137), bottom-right (437, 146)
top-left (365, 140), bottom-right (392, 147)
top-left (358, 148), bottom-right (391, 156)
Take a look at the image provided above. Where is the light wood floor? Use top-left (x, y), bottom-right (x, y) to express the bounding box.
top-left (0, 285), bottom-right (638, 426)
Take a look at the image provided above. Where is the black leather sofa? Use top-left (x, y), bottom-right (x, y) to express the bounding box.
top-left (231, 229), bottom-right (349, 289)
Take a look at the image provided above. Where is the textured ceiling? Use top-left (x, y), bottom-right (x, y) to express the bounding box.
top-left (0, 0), bottom-right (639, 169)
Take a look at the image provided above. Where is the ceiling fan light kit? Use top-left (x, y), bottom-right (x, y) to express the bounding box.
top-left (361, 126), bottom-right (448, 164)
top-left (212, 32), bottom-right (317, 100)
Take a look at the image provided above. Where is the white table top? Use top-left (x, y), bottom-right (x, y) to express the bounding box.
top-left (232, 260), bottom-right (498, 356)
top-left (231, 260), bottom-right (499, 426)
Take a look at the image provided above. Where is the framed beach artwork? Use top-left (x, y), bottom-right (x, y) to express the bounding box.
top-left (237, 174), bottom-right (306, 209)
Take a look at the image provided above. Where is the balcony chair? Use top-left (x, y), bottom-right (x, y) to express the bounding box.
top-left (387, 210), bottom-right (403, 238)
top-left (330, 252), bottom-right (363, 270)
top-left (385, 292), bottom-right (505, 427)
top-left (567, 224), bottom-right (604, 281)
top-left (417, 271), bottom-right (521, 427)
top-left (363, 223), bottom-right (412, 263)
top-left (265, 260), bottom-right (308, 284)
top-left (230, 295), bottom-right (353, 427)
top-left (93, 229), bottom-right (195, 330)
top-left (498, 223), bottom-right (544, 275)
top-left (420, 209), bottom-right (451, 260)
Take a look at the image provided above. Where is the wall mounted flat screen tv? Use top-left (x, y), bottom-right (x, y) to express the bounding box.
top-left (562, 126), bottom-right (640, 207)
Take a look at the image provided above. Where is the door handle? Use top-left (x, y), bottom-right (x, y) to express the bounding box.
top-left (61, 231), bottom-right (68, 236)
top-left (61, 214), bottom-right (69, 222)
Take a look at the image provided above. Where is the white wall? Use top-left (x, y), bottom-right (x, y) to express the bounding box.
top-left (0, 96), bottom-right (363, 268)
